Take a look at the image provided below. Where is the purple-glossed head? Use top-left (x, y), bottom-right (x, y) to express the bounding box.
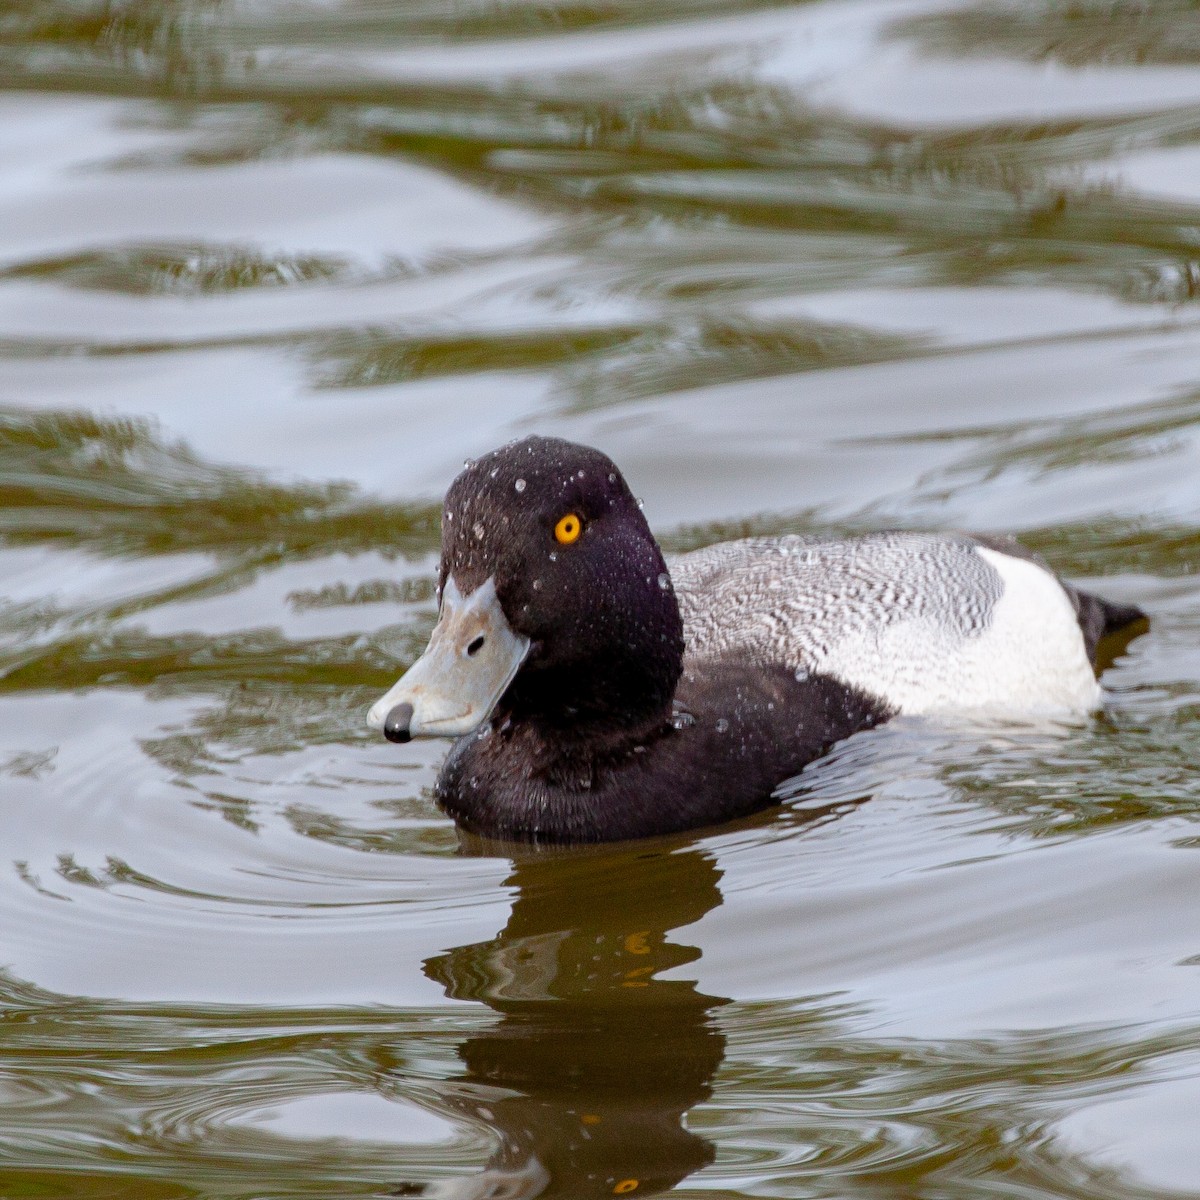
top-left (368, 436), bottom-right (684, 744)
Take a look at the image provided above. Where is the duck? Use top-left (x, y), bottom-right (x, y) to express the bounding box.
top-left (367, 436), bottom-right (1145, 844)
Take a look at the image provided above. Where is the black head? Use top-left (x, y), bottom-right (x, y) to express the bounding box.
top-left (440, 436), bottom-right (684, 737)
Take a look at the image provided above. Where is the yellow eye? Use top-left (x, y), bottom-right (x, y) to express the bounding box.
top-left (554, 513), bottom-right (582, 544)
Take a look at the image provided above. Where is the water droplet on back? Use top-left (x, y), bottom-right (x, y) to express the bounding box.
top-left (715, 718), bottom-right (730, 733)
top-left (794, 667), bottom-right (810, 683)
top-left (473, 521), bottom-right (485, 540)
top-left (657, 572), bottom-right (670, 590)
top-left (514, 478), bottom-right (526, 493)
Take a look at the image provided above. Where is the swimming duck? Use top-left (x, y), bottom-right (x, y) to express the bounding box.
top-left (368, 436), bottom-right (1144, 843)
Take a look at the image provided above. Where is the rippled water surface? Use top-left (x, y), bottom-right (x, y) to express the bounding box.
top-left (2, 1), bottom-right (1200, 1196)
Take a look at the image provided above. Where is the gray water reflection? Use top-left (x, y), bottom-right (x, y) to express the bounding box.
top-left (423, 846), bottom-right (728, 1198)
top-left (2, 0), bottom-right (1200, 1194)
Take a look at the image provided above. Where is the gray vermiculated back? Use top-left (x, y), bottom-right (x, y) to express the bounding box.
top-left (670, 532), bottom-right (1004, 670)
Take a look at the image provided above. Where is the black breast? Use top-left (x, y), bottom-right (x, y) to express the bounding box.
top-left (435, 662), bottom-right (891, 843)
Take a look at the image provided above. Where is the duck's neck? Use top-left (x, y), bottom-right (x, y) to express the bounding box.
top-left (501, 616), bottom-right (685, 759)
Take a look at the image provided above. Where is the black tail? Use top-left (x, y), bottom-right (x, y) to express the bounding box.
top-left (1069, 588), bottom-right (1148, 664)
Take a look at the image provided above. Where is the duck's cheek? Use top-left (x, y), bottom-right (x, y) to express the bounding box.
top-left (367, 575), bottom-right (530, 742)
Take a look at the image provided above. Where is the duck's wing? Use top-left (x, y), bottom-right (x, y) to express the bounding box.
top-left (668, 532), bottom-right (1107, 716)
top-left (970, 532), bottom-right (1146, 661)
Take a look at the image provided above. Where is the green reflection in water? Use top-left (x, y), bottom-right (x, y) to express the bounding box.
top-left (0, 245), bottom-right (356, 295)
top-left (0, 407), bottom-right (437, 561)
top-left (0, 408), bottom-right (436, 705)
top-left (894, 0), bottom-right (1200, 68)
top-left (0, 0), bottom-right (812, 59)
top-left (422, 844), bottom-right (728, 1198)
top-left (2, 842), bottom-right (1199, 1198)
top-left (0, 1), bottom-right (1197, 1195)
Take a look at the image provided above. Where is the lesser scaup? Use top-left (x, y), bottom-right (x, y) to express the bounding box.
top-left (368, 436), bottom-right (1145, 843)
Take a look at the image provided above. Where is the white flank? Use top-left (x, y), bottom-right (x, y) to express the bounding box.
top-left (816, 547), bottom-right (1101, 716)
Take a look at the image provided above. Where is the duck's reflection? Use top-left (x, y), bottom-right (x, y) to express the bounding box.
top-left (424, 843), bottom-right (727, 1199)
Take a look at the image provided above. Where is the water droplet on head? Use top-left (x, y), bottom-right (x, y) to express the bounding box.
top-left (577, 469), bottom-right (585, 479)
top-left (548, 551), bottom-right (558, 562)
top-left (463, 458), bottom-right (475, 469)
top-left (532, 578), bottom-right (543, 591)
top-left (635, 497), bottom-right (644, 510)
top-left (715, 718), bottom-right (730, 734)
top-left (608, 472), bottom-right (616, 483)
top-left (657, 572), bottom-right (670, 590)
top-left (473, 521), bottom-right (485, 540)
top-left (514, 478), bottom-right (526, 493)
top-left (490, 467), bottom-right (499, 479)
top-left (794, 667), bottom-right (810, 683)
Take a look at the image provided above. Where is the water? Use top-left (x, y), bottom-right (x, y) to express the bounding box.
top-left (1, 0), bottom-right (1199, 1195)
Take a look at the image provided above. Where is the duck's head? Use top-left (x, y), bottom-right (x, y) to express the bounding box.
top-left (368, 436), bottom-right (684, 744)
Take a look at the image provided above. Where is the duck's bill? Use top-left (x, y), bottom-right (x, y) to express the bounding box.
top-left (367, 576), bottom-right (530, 743)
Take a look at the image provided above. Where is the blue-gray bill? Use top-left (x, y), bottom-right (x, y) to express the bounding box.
top-left (367, 575), bottom-right (530, 742)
